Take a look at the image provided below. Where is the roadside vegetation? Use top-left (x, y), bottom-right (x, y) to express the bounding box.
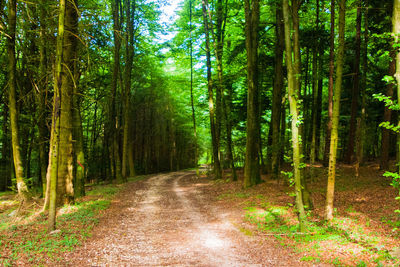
top-left (216, 164), bottom-right (400, 266)
top-left (0, 176), bottom-right (145, 266)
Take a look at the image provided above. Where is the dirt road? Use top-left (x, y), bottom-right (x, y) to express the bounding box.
top-left (66, 171), bottom-right (309, 266)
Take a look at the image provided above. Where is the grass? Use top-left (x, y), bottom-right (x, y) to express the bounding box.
top-left (240, 201), bottom-right (398, 266)
top-left (214, 166), bottom-right (400, 267)
top-left (0, 179), bottom-right (139, 266)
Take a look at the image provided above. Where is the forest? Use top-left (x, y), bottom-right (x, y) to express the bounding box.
top-left (1, 0), bottom-right (400, 265)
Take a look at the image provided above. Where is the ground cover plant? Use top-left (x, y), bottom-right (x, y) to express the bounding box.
top-left (0, 178), bottom-right (146, 266)
top-left (214, 164), bottom-right (400, 266)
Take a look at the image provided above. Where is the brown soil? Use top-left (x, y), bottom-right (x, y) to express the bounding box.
top-left (64, 171), bottom-right (318, 266)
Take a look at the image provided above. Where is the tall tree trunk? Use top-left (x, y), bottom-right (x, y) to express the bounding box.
top-left (316, 49), bottom-right (324, 159)
top-left (357, 0), bottom-right (368, 167)
top-left (1, 99), bottom-right (10, 191)
top-left (213, 0), bottom-right (227, 172)
top-left (223, 83), bottom-right (237, 181)
top-left (122, 0), bottom-right (136, 180)
top-left (47, 0), bottom-right (65, 231)
top-left (310, 0), bottom-right (320, 165)
top-left (110, 0), bottom-right (123, 183)
top-left (283, 0), bottom-right (306, 231)
top-left (72, 72), bottom-right (85, 198)
top-left (345, 0), bottom-right (362, 163)
top-left (325, 0), bottom-right (346, 221)
top-left (381, 55), bottom-right (395, 169)
top-left (393, 0), bottom-right (400, 175)
top-left (7, 0), bottom-right (30, 202)
top-left (243, 0), bottom-right (261, 188)
top-left (189, 0), bottom-right (198, 175)
top-left (37, 0), bottom-right (49, 197)
top-left (323, 0), bottom-right (335, 166)
top-left (56, 0), bottom-right (78, 206)
top-left (269, 0), bottom-right (284, 180)
top-left (202, 0), bottom-right (222, 180)
top-left (293, 0), bottom-right (312, 209)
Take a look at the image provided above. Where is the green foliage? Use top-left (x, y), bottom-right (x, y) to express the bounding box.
top-left (0, 179), bottom-right (126, 265)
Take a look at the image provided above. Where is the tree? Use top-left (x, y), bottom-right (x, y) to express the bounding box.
top-left (268, 0), bottom-right (285, 180)
top-left (202, 0), bottom-right (222, 180)
top-left (47, 0), bottom-right (66, 231)
top-left (323, 0), bottom-right (335, 167)
top-left (109, 0), bottom-right (123, 183)
top-left (345, 0), bottom-right (362, 164)
top-left (282, 0), bottom-right (306, 231)
top-left (7, 0), bottom-right (30, 203)
top-left (310, 0), bottom-right (321, 166)
top-left (47, 0), bottom-right (79, 230)
top-left (189, 0), bottom-right (199, 176)
top-left (325, 0), bottom-right (346, 221)
top-left (393, 0), bottom-right (400, 175)
top-left (243, 0), bottom-right (261, 188)
top-left (122, 0), bottom-right (136, 180)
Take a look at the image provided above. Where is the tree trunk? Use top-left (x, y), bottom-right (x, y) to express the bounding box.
top-left (323, 0), bottom-right (335, 167)
top-left (243, 0), bottom-right (261, 188)
top-left (357, 0), bottom-right (368, 167)
top-left (345, 0), bottom-right (362, 164)
top-left (122, 0), bottom-right (136, 180)
top-left (283, 0), bottom-right (306, 231)
top-left (381, 55), bottom-right (395, 169)
top-left (55, 0), bottom-right (79, 206)
top-left (110, 0), bottom-right (123, 183)
top-left (72, 73), bottom-right (85, 198)
top-left (189, 0), bottom-right (198, 175)
top-left (393, 0), bottom-right (400, 175)
top-left (223, 83), bottom-right (237, 181)
top-left (47, 0), bottom-right (66, 231)
top-left (269, 0), bottom-right (284, 180)
top-left (7, 0), bottom-right (30, 202)
top-left (202, 0), bottom-right (222, 180)
top-left (37, 0), bottom-right (49, 197)
top-left (325, 0), bottom-right (346, 221)
top-left (1, 97), bottom-right (11, 192)
top-left (310, 0), bottom-right (320, 165)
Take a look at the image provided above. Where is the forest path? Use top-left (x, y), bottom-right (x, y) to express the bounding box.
top-left (65, 171), bottom-right (311, 266)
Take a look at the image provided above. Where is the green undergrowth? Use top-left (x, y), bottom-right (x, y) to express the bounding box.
top-left (242, 202), bottom-right (398, 266)
top-left (0, 178), bottom-right (143, 266)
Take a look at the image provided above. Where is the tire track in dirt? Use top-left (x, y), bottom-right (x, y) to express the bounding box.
top-left (65, 171), bottom-right (312, 266)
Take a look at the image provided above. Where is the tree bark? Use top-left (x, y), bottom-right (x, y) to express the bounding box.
top-left (223, 82), bottom-right (237, 181)
top-left (310, 0), bottom-right (320, 165)
top-left (122, 0), bottom-right (136, 180)
top-left (243, 0), bottom-right (261, 188)
top-left (7, 0), bottom-right (30, 202)
top-left (36, 0), bottom-right (49, 197)
top-left (393, 0), bottom-right (400, 175)
top-left (72, 69), bottom-right (85, 198)
top-left (345, 0), bottom-right (362, 164)
top-left (202, 0), bottom-right (222, 180)
top-left (189, 0), bottom-right (199, 175)
top-left (47, 0), bottom-right (65, 231)
top-left (269, 0), bottom-right (284, 180)
top-left (323, 0), bottom-right (335, 167)
top-left (357, 0), bottom-right (368, 167)
top-left (381, 54), bottom-right (395, 169)
top-left (283, 0), bottom-right (306, 231)
top-left (110, 0), bottom-right (123, 183)
top-left (325, 0), bottom-right (346, 221)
